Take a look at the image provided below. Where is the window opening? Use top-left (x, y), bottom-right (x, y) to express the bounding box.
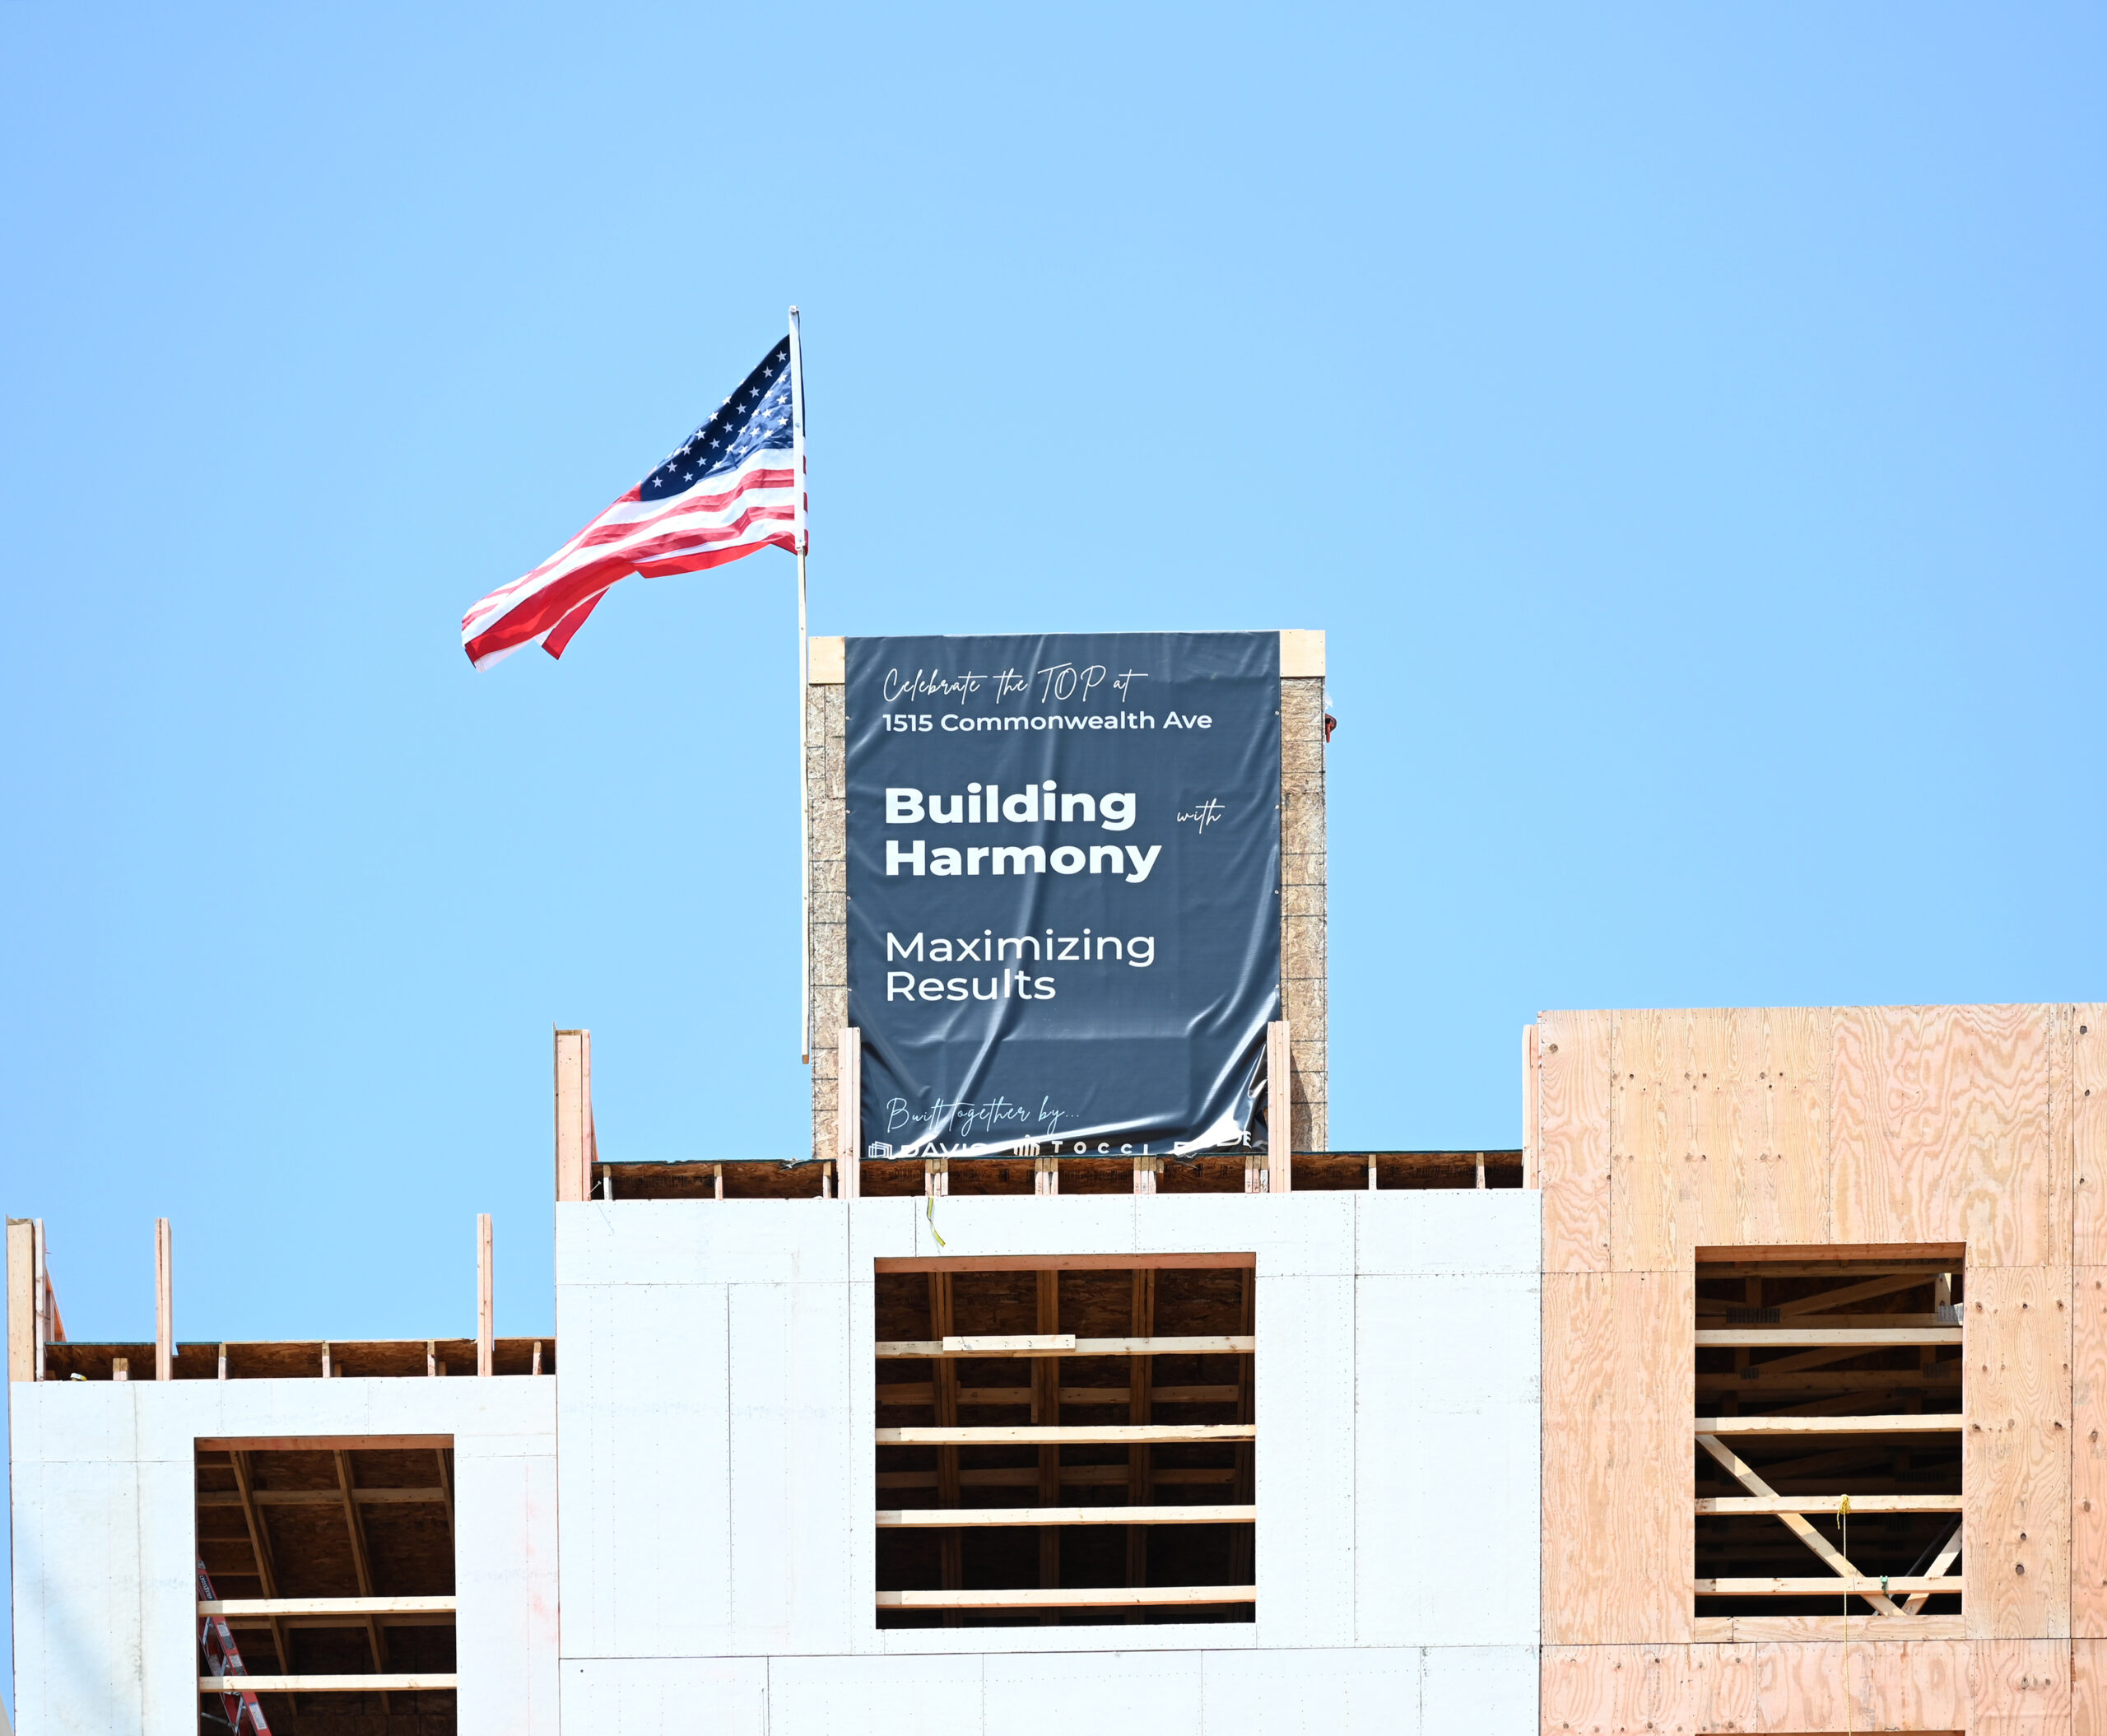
top-left (873, 1255), bottom-right (1255, 1626)
top-left (1694, 1250), bottom-right (1963, 1628)
top-left (195, 1436), bottom-right (457, 1733)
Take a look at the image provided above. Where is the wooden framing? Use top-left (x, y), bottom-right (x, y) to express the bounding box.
top-left (1542, 1002), bottom-right (2093, 1736)
top-left (837, 1026), bottom-right (862, 1199)
top-left (476, 1213), bottom-right (494, 1378)
top-left (877, 1505), bottom-right (1254, 1528)
top-left (7, 1219), bottom-right (31, 1382)
top-left (877, 1586), bottom-right (1254, 1610)
top-left (201, 1674), bottom-right (456, 1693)
top-left (876, 1334), bottom-right (1254, 1359)
top-left (154, 1217), bottom-right (172, 1381)
top-left (554, 1027), bottom-right (593, 1202)
top-left (1267, 1019), bottom-right (1293, 1191)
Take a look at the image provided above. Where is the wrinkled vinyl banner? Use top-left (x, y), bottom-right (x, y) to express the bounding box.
top-left (846, 631), bottom-right (1281, 1159)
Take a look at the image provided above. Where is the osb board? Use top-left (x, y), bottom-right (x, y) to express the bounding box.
top-left (1831, 1004), bottom-right (2064, 1268)
top-left (2074, 1270), bottom-right (2107, 1636)
top-left (2074, 1010), bottom-right (2107, 1265)
top-left (1964, 1265), bottom-right (2072, 1640)
top-left (1609, 1007), bottom-right (1832, 1271)
top-left (1541, 1638), bottom-right (2067, 1735)
top-left (1542, 1269), bottom-right (1695, 1645)
top-left (1540, 1009), bottom-right (1614, 1271)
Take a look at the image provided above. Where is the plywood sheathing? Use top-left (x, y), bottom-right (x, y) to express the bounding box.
top-left (807, 634), bottom-right (1328, 1161)
top-left (1542, 1003), bottom-right (2091, 1734)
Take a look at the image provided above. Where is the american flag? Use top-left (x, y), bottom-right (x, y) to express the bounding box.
top-left (461, 337), bottom-right (802, 668)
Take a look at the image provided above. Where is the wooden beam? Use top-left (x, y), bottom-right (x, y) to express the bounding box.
top-left (476, 1214), bottom-right (494, 1378)
top-left (1695, 1414), bottom-right (1962, 1436)
top-left (201, 1675), bottom-right (458, 1693)
top-left (1695, 1432), bottom-right (1904, 1615)
top-left (332, 1450), bottom-right (391, 1710)
top-left (1694, 1243), bottom-right (1967, 1267)
top-left (199, 1487), bottom-right (452, 1508)
top-left (879, 1466), bottom-right (1238, 1489)
top-left (879, 1425), bottom-right (1254, 1445)
top-left (1127, 1266), bottom-right (1156, 1616)
top-left (1696, 1494), bottom-right (1963, 1515)
top-left (1695, 1577), bottom-right (1962, 1596)
top-left (434, 1447), bottom-right (454, 1550)
top-left (837, 1027), bottom-right (862, 1199)
top-left (200, 1597), bottom-right (456, 1617)
top-left (1696, 1328), bottom-right (1960, 1347)
top-left (880, 1384), bottom-right (1241, 1407)
top-left (877, 1585), bottom-right (1254, 1610)
top-left (154, 1218), bottom-right (173, 1381)
top-left (1901, 1521), bottom-right (1963, 1614)
top-left (6, 1220), bottom-right (32, 1382)
top-left (928, 1270), bottom-right (962, 1622)
top-left (1267, 1019), bottom-right (1292, 1190)
top-left (876, 1252), bottom-right (1256, 1275)
top-left (554, 1028), bottom-right (591, 1203)
top-left (876, 1335), bottom-right (1254, 1360)
top-left (199, 1436), bottom-right (454, 1452)
top-left (1521, 1024), bottom-right (1538, 1189)
top-left (879, 1505), bottom-right (1254, 1528)
top-left (229, 1450), bottom-right (296, 1687)
top-left (947, 1333), bottom-right (1075, 1354)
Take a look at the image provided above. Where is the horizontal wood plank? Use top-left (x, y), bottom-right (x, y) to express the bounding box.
top-left (200, 1597), bottom-right (455, 1617)
top-left (875, 1585), bottom-right (1255, 1608)
top-left (1695, 1494), bottom-right (1963, 1515)
top-left (942, 1334), bottom-right (1075, 1353)
top-left (1695, 1328), bottom-right (1960, 1347)
top-left (876, 1336), bottom-right (1254, 1361)
top-left (877, 1424), bottom-right (1254, 1445)
top-left (1693, 1413), bottom-right (1962, 1436)
top-left (876, 1505), bottom-right (1255, 1528)
top-left (200, 1675), bottom-right (457, 1693)
top-left (1691, 1613), bottom-right (1965, 1641)
top-left (1695, 1576), bottom-right (1961, 1595)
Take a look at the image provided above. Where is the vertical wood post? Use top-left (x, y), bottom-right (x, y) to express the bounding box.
top-left (33, 1217), bottom-right (50, 1380)
top-left (477, 1213), bottom-right (495, 1378)
top-left (155, 1217), bottom-right (174, 1380)
top-left (7, 1219), bottom-right (34, 1382)
top-left (1266, 1019), bottom-right (1293, 1193)
top-left (836, 1027), bottom-right (862, 1200)
top-left (555, 1028), bottom-right (592, 1203)
top-left (1521, 1022), bottom-right (1539, 1189)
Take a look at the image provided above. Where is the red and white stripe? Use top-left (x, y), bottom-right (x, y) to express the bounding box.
top-left (461, 449), bottom-right (798, 670)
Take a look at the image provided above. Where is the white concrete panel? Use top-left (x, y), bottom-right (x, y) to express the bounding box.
top-left (458, 1441), bottom-right (560, 1736)
top-left (134, 1445), bottom-right (203, 1736)
top-left (1133, 1193), bottom-right (1356, 1276)
top-left (875, 1622), bottom-right (1256, 1656)
top-left (912, 1196), bottom-right (1137, 1261)
top-left (558, 1655), bottom-right (769, 1734)
top-left (727, 1278), bottom-right (857, 1652)
top-left (558, 1198), bottom-right (849, 1287)
top-left (1200, 1646), bottom-right (1423, 1736)
top-left (557, 1279), bottom-right (732, 1655)
top-left (9, 1457), bottom-right (145, 1735)
top-left (1250, 1272), bottom-right (1356, 1647)
top-left (849, 1194), bottom-right (923, 1271)
top-left (9, 1380), bottom-right (136, 1464)
top-left (1354, 1275), bottom-right (1539, 1647)
top-left (1418, 1645), bottom-right (1537, 1736)
top-left (1354, 1190), bottom-right (1540, 1278)
top-left (984, 1648), bottom-right (1205, 1736)
top-left (769, 1650), bottom-right (984, 1736)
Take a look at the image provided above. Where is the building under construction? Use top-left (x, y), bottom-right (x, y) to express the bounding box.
top-left (7, 631), bottom-right (2095, 1734)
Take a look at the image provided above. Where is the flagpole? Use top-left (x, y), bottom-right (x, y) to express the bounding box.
top-left (789, 305), bottom-right (811, 1064)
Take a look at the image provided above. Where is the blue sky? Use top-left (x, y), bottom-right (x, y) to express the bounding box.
top-left (1, 7), bottom-right (2101, 1679)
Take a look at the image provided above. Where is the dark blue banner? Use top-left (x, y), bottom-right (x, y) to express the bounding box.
top-left (846, 631), bottom-right (1281, 1159)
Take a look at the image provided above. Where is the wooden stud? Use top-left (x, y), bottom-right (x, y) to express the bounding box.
top-left (714, 1162), bottom-right (723, 1199)
top-left (554, 1028), bottom-right (592, 1203)
top-left (836, 1027), bottom-right (862, 1199)
top-left (1133, 1152), bottom-right (1155, 1195)
top-left (154, 1218), bottom-right (173, 1380)
top-left (113, 1356), bottom-right (128, 1380)
top-left (531, 1339), bottom-right (542, 1375)
top-left (320, 1342), bottom-right (333, 1379)
top-left (1521, 1023), bottom-right (1538, 1189)
top-left (7, 1220), bottom-right (33, 1382)
top-left (1267, 1019), bottom-right (1292, 1191)
top-left (33, 1218), bottom-right (50, 1380)
top-left (426, 1340), bottom-right (437, 1377)
top-left (476, 1214), bottom-right (494, 1379)
top-left (925, 1157), bottom-right (949, 1198)
top-left (217, 1343), bottom-right (228, 1380)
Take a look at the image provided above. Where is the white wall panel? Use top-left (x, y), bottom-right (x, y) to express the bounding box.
top-left (769, 1650), bottom-right (984, 1736)
top-left (1355, 1189), bottom-right (1539, 1278)
top-left (1252, 1271), bottom-right (1357, 1647)
top-left (558, 1656), bottom-right (768, 1734)
top-left (1418, 1645), bottom-right (1537, 1736)
top-left (983, 1648), bottom-right (1206, 1736)
top-left (1199, 1645), bottom-right (1423, 1736)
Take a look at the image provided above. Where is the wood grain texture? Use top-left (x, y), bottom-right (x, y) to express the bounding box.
top-left (1540, 1009), bottom-right (1614, 1271)
top-left (1541, 1268), bottom-right (1693, 1645)
top-left (2076, 1009), bottom-right (2107, 1264)
top-left (1541, 1641), bottom-right (1972, 1735)
top-left (2074, 1268), bottom-right (2107, 1636)
top-left (1965, 1265), bottom-right (2072, 1639)
top-left (1831, 1004), bottom-right (2063, 1266)
top-left (2075, 1638), bottom-right (2107, 1736)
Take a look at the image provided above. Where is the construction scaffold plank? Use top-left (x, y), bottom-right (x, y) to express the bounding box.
top-left (1694, 1413), bottom-right (1961, 1436)
top-left (1695, 1326), bottom-right (1960, 1347)
top-left (201, 1675), bottom-right (457, 1693)
top-left (200, 1598), bottom-right (456, 1617)
top-left (877, 1505), bottom-right (1254, 1529)
top-left (1695, 1495), bottom-right (1963, 1515)
top-left (876, 1335), bottom-right (1254, 1360)
top-left (1695, 1577), bottom-right (1965, 1596)
top-left (878, 1423), bottom-right (1254, 1446)
top-left (877, 1585), bottom-right (1255, 1609)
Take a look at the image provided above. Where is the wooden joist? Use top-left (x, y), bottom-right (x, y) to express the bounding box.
top-left (1694, 1432), bottom-right (1905, 1616)
top-left (878, 1423), bottom-right (1254, 1446)
top-left (877, 1465), bottom-right (1238, 1488)
top-left (876, 1585), bottom-right (1255, 1609)
top-left (877, 1383), bottom-right (1241, 1407)
top-left (1695, 1576), bottom-right (1963, 1596)
top-left (1695, 1327), bottom-right (1960, 1347)
top-left (876, 1334), bottom-right (1254, 1360)
top-left (1694, 1413), bottom-right (1961, 1436)
top-left (198, 1487), bottom-right (449, 1508)
top-left (1695, 1494), bottom-right (1962, 1515)
top-left (199, 1597), bottom-right (456, 1617)
top-left (944, 1333), bottom-right (1075, 1354)
top-left (877, 1505), bottom-right (1254, 1528)
top-left (200, 1674), bottom-right (457, 1693)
